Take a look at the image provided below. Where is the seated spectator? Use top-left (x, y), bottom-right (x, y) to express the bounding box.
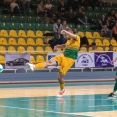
top-left (80, 0), bottom-right (89, 7)
top-left (44, 29), bottom-right (66, 49)
top-left (113, 22), bottom-right (117, 41)
top-left (74, 8), bottom-right (87, 25)
top-left (95, 0), bottom-right (105, 8)
top-left (72, 0), bottom-right (80, 11)
top-left (66, 8), bottom-right (75, 23)
top-left (37, 1), bottom-right (45, 15)
top-left (25, 0), bottom-right (30, 10)
top-left (114, 10), bottom-right (117, 21)
top-left (62, 20), bottom-right (69, 30)
top-left (58, 0), bottom-right (67, 18)
top-left (73, 28), bottom-right (78, 35)
top-left (99, 14), bottom-right (107, 30)
top-left (16, 0), bottom-right (24, 14)
top-left (53, 18), bottom-right (63, 33)
top-left (54, 28), bottom-right (66, 45)
top-left (44, 17), bottom-right (54, 24)
top-left (44, 0), bottom-right (53, 17)
top-left (10, 0), bottom-right (21, 15)
top-left (107, 9), bottom-right (115, 22)
top-left (90, 42), bottom-right (97, 51)
top-left (108, 44), bottom-right (113, 51)
top-left (101, 24), bottom-right (111, 37)
top-left (106, 16), bottom-right (115, 30)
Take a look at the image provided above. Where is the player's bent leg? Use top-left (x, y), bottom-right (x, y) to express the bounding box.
top-left (26, 59), bottom-right (57, 71)
top-left (57, 72), bottom-right (66, 97)
top-left (108, 73), bottom-right (117, 99)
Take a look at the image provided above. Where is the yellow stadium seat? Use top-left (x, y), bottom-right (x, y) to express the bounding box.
top-left (17, 46), bottom-right (25, 53)
top-left (80, 47), bottom-right (87, 52)
top-left (105, 47), bottom-right (109, 51)
top-left (103, 39), bottom-right (110, 46)
top-left (85, 32), bottom-right (94, 38)
top-left (27, 46), bottom-right (37, 54)
top-left (36, 30), bottom-right (43, 37)
top-left (30, 55), bottom-right (36, 64)
top-left (8, 38), bottom-right (17, 45)
top-left (78, 31), bottom-right (84, 37)
top-left (45, 47), bottom-right (53, 53)
top-left (111, 39), bottom-right (117, 46)
top-left (0, 55), bottom-right (5, 64)
top-left (97, 47), bottom-right (104, 51)
top-left (88, 39), bottom-right (93, 45)
top-left (27, 38), bottom-right (36, 45)
top-left (0, 30), bottom-right (9, 37)
top-left (93, 32), bottom-right (102, 39)
top-left (36, 38), bottom-right (46, 46)
top-left (36, 46), bottom-right (45, 54)
top-left (27, 30), bottom-right (37, 37)
top-left (0, 46), bottom-right (6, 54)
top-left (113, 47), bottom-right (117, 52)
top-left (9, 30), bottom-right (19, 37)
top-left (95, 39), bottom-right (103, 46)
top-left (18, 38), bottom-right (27, 45)
top-left (36, 55), bottom-right (45, 63)
top-left (18, 30), bottom-right (28, 37)
top-left (0, 38), bottom-right (8, 45)
top-left (8, 46), bottom-right (17, 53)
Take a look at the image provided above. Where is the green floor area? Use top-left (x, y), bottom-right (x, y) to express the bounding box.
top-left (0, 81), bottom-right (115, 89)
top-left (0, 82), bottom-right (116, 117)
top-left (0, 94), bottom-right (117, 117)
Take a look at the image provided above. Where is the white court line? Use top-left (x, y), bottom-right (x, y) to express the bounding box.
top-left (0, 105), bottom-right (98, 117)
top-left (20, 98), bottom-right (116, 102)
top-left (89, 104), bottom-right (117, 108)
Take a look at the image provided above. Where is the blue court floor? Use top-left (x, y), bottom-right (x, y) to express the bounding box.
top-left (0, 82), bottom-right (116, 117)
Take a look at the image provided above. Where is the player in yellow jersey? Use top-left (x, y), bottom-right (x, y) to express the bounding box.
top-left (26, 28), bottom-right (80, 97)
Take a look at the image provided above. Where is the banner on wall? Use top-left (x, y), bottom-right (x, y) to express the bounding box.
top-left (94, 52), bottom-right (113, 67)
top-left (5, 53), bottom-right (30, 69)
top-left (75, 53), bottom-right (95, 68)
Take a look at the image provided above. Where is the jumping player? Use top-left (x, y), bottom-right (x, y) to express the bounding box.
top-left (108, 57), bottom-right (117, 98)
top-left (26, 28), bottom-right (80, 97)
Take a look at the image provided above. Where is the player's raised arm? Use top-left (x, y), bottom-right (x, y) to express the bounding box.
top-left (61, 29), bottom-right (78, 39)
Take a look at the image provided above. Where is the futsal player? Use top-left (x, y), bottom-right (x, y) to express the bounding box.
top-left (26, 28), bottom-right (80, 97)
top-left (108, 57), bottom-right (117, 98)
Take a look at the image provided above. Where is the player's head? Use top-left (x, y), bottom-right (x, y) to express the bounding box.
top-left (63, 28), bottom-right (73, 40)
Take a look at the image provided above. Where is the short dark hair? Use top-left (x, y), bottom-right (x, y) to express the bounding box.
top-left (91, 42), bottom-right (96, 46)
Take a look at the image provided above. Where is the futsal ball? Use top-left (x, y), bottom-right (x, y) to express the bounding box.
top-left (0, 64), bottom-right (3, 73)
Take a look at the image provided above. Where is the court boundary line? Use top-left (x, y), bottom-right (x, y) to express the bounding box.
top-left (0, 105), bottom-right (97, 117)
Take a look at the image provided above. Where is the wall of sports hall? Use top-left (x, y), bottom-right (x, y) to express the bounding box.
top-left (0, 0), bottom-right (117, 84)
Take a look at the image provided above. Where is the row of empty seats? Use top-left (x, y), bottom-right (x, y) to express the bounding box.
top-left (0, 37), bottom-right (116, 47)
top-left (0, 38), bottom-right (47, 46)
top-left (0, 29), bottom-right (109, 39)
top-left (88, 38), bottom-right (117, 46)
top-left (0, 46), bottom-right (54, 54)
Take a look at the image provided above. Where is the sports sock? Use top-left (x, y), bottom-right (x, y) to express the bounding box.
top-left (60, 83), bottom-right (65, 90)
top-left (113, 71), bottom-right (117, 94)
top-left (35, 63), bottom-right (46, 68)
top-left (113, 80), bottom-right (117, 94)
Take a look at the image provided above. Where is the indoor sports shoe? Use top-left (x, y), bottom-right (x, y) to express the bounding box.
top-left (57, 89), bottom-right (66, 97)
top-left (108, 93), bottom-right (116, 99)
top-left (26, 63), bottom-right (34, 71)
